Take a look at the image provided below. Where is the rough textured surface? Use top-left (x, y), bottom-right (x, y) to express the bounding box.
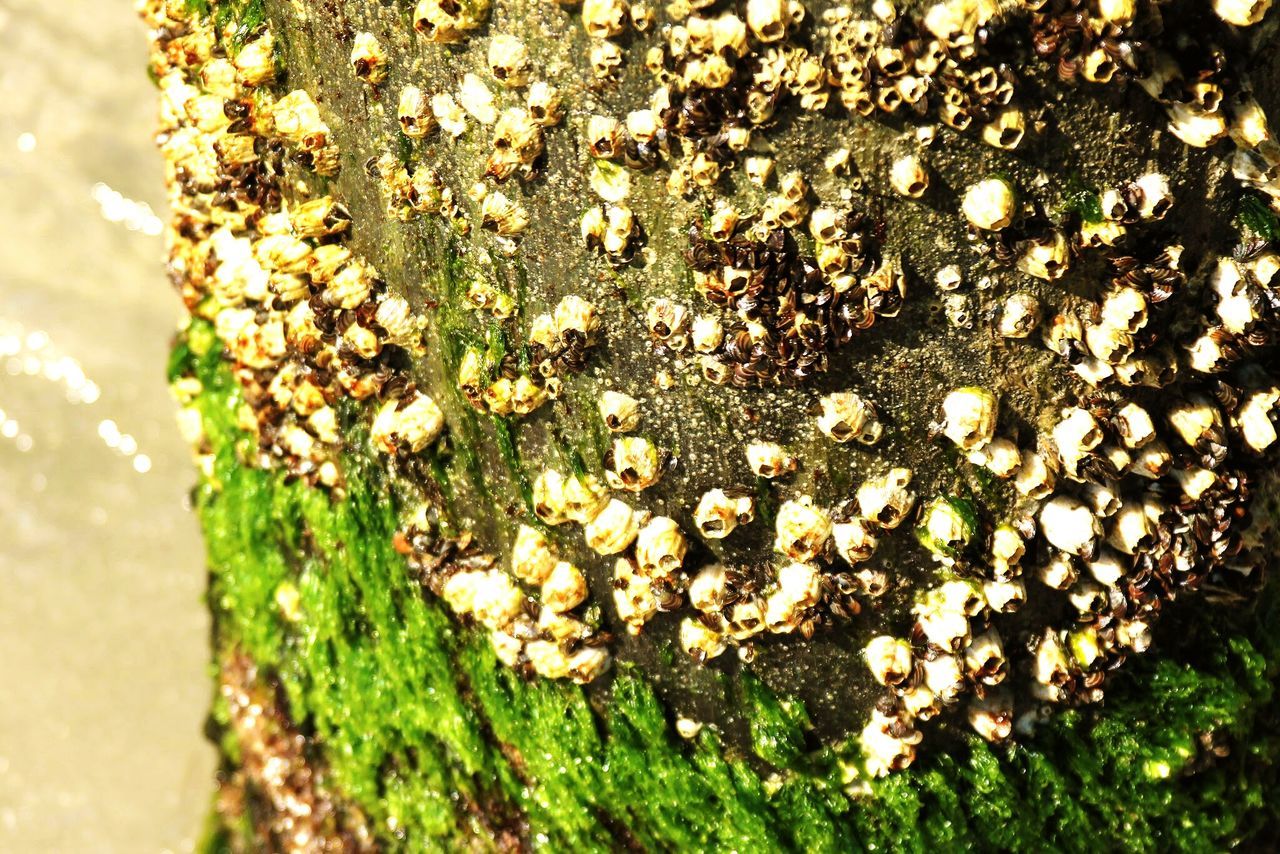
top-left (186, 324), bottom-right (1280, 850)
top-left (143, 0), bottom-right (1280, 848)
top-left (238, 0), bottom-right (1271, 738)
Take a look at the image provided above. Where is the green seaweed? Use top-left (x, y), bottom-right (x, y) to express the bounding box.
top-left (180, 317), bottom-right (1280, 850)
top-left (194, 0), bottom-right (266, 50)
top-left (755, 475), bottom-right (777, 527)
top-left (1238, 193), bottom-right (1280, 243)
top-left (1062, 174), bottom-right (1104, 224)
top-left (492, 415), bottom-right (534, 517)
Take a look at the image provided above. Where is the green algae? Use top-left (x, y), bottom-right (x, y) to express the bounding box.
top-left (185, 0), bottom-right (266, 50)
top-left (1239, 193), bottom-right (1280, 243)
top-left (1062, 175), bottom-right (1104, 225)
top-left (181, 323), bottom-right (1279, 850)
top-left (492, 415), bottom-right (535, 518)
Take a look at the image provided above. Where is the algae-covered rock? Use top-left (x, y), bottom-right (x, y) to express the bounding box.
top-left (142, 0), bottom-right (1279, 848)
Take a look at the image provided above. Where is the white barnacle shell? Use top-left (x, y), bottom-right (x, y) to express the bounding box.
top-left (679, 617), bottom-right (728, 662)
top-left (1167, 396), bottom-right (1223, 449)
top-left (1031, 630), bottom-right (1072, 701)
top-left (746, 441), bottom-right (795, 478)
top-left (916, 497), bottom-right (975, 562)
top-left (613, 556), bottom-right (657, 632)
top-left (694, 488), bottom-right (753, 539)
top-left (1082, 481), bottom-right (1122, 518)
top-left (398, 86), bottom-right (436, 138)
top-left (459, 73), bottom-right (498, 124)
top-left (967, 692), bottom-right (1013, 743)
top-left (858, 710), bottom-right (921, 777)
top-left (1017, 230), bottom-right (1070, 281)
top-left (566, 645), bottom-right (610, 684)
top-left (583, 498), bottom-right (641, 555)
top-left (470, 571), bottom-right (526, 629)
top-left (542, 561), bottom-right (588, 612)
top-left (1107, 500), bottom-right (1152, 555)
top-left (525, 639), bottom-right (569, 679)
top-left (1038, 553), bottom-right (1079, 590)
top-left (350, 32), bottom-right (389, 84)
top-left (1127, 439), bottom-right (1171, 480)
top-left (533, 469), bottom-right (570, 525)
top-left (487, 34), bottom-right (530, 87)
top-left (967, 437), bottom-right (1021, 478)
top-left (1014, 450), bottom-right (1056, 498)
top-left (582, 0), bottom-right (629, 38)
top-left (961, 177), bottom-right (1016, 231)
top-left (562, 473), bottom-right (610, 524)
top-left (917, 605), bottom-right (972, 653)
top-left (940, 387), bottom-right (998, 450)
top-left (605, 436), bottom-right (661, 491)
top-left (983, 579), bottom-right (1025, 613)
top-left (889, 153), bottom-right (929, 198)
top-left (864, 635), bottom-right (913, 687)
top-left (1212, 0), bottom-right (1272, 27)
top-left (598, 390), bottom-right (641, 432)
top-left (982, 107), bottom-right (1025, 150)
top-left (1117, 618), bottom-right (1152, 653)
top-left (776, 561), bottom-right (822, 610)
top-left (371, 393), bottom-right (445, 454)
top-left (773, 496), bottom-right (833, 562)
top-left (690, 314), bottom-right (725, 353)
top-left (856, 467), bottom-right (916, 529)
top-left (634, 516), bottom-right (688, 578)
top-left (921, 652), bottom-right (966, 703)
top-left (990, 524), bottom-right (1025, 576)
top-left (964, 629), bottom-right (1007, 686)
top-left (998, 293), bottom-right (1041, 338)
top-left (1087, 548), bottom-right (1127, 587)
top-left (1052, 406), bottom-right (1104, 476)
top-left (833, 518), bottom-right (878, 565)
top-left (1167, 102), bottom-right (1227, 148)
top-left (511, 524), bottom-right (558, 584)
top-left (1237, 389), bottom-right (1279, 453)
top-left (1097, 0), bottom-right (1136, 22)
top-left (817, 391), bottom-right (883, 444)
top-left (554, 294), bottom-right (601, 342)
top-left (1038, 495), bottom-right (1101, 557)
top-left (689, 564), bottom-right (728, 613)
top-left (1132, 173), bottom-right (1173, 220)
top-left (1115, 402), bottom-right (1156, 448)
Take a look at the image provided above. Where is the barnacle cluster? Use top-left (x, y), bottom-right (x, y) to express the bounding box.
top-left (526, 415), bottom-right (692, 637)
top-left (682, 217), bottom-right (901, 386)
top-left (823, 4), bottom-right (1023, 137)
top-left (218, 653), bottom-right (373, 849)
top-left (853, 374), bottom-right (1272, 776)
top-left (147, 0), bottom-right (1280, 787)
top-left (366, 28), bottom-right (570, 249)
top-left (668, 468), bottom-right (914, 663)
top-left (413, 0), bottom-right (491, 44)
top-left (143, 0), bottom-right (445, 494)
top-left (399, 522), bottom-right (611, 682)
top-left (455, 296), bottom-right (595, 421)
top-left (368, 151), bottom-right (466, 230)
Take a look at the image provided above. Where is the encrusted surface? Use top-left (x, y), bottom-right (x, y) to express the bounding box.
top-left (141, 0), bottom-right (1280, 845)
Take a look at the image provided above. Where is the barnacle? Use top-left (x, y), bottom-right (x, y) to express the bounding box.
top-left (145, 0), bottom-right (1280, 791)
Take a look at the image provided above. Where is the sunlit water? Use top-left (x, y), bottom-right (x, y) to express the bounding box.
top-left (0, 1), bottom-right (215, 849)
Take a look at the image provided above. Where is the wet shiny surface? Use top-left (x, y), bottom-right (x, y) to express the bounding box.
top-left (0, 1), bottom-right (215, 850)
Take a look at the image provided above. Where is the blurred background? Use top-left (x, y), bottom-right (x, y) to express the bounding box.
top-left (0, 1), bottom-right (216, 850)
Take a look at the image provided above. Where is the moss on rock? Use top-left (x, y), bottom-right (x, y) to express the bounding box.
top-left (183, 321), bottom-right (1279, 851)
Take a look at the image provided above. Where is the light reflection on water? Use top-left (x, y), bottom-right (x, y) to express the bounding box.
top-left (0, 1), bottom-right (214, 851)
